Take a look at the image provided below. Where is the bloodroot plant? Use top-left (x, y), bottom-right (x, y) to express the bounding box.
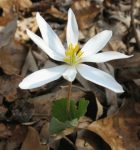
top-left (19, 9), bottom-right (132, 134)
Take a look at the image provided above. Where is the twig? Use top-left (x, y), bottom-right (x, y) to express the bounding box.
top-left (67, 82), bottom-right (72, 119)
top-left (63, 136), bottom-right (77, 150)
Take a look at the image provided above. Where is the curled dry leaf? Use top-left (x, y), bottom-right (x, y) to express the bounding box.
top-left (95, 98), bottom-right (103, 120)
top-left (76, 129), bottom-right (111, 150)
top-left (47, 6), bottom-right (67, 21)
top-left (76, 136), bottom-right (94, 150)
top-left (87, 97), bottom-right (140, 150)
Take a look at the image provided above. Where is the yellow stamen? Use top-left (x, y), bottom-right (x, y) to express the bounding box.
top-left (64, 43), bottom-right (83, 65)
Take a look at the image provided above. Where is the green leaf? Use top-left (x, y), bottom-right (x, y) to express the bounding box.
top-left (52, 98), bottom-right (68, 122)
top-left (49, 117), bottom-right (78, 134)
top-left (69, 100), bottom-right (77, 119)
top-left (50, 99), bottom-right (89, 134)
top-left (52, 98), bottom-right (89, 122)
top-left (75, 98), bottom-right (89, 119)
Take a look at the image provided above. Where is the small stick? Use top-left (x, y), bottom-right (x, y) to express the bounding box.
top-left (67, 82), bottom-right (72, 119)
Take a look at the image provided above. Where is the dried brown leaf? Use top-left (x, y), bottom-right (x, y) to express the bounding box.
top-left (88, 97), bottom-right (140, 150)
top-left (47, 6), bottom-right (67, 21)
top-left (110, 52), bottom-right (140, 68)
top-left (0, 40), bottom-right (27, 75)
top-left (72, 0), bottom-right (101, 29)
top-left (21, 50), bottom-right (38, 76)
top-left (20, 127), bottom-right (47, 150)
top-left (95, 98), bottom-right (103, 120)
top-left (0, 19), bottom-right (17, 48)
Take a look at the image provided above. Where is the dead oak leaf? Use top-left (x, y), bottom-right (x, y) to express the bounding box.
top-left (87, 98), bottom-right (140, 150)
top-left (20, 127), bottom-right (47, 150)
top-left (0, 40), bottom-right (27, 75)
top-left (0, 19), bottom-right (17, 48)
top-left (0, 19), bottom-right (27, 75)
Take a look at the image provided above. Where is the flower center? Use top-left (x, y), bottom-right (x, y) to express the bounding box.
top-left (64, 43), bottom-right (83, 65)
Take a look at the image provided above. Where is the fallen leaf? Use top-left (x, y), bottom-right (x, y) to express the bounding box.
top-left (95, 98), bottom-right (103, 120)
top-left (0, 18), bottom-right (17, 48)
top-left (88, 96), bottom-right (140, 150)
top-left (0, 40), bottom-right (27, 75)
top-left (20, 127), bottom-right (47, 150)
top-left (47, 6), bottom-right (67, 21)
top-left (110, 52), bottom-right (140, 68)
top-left (76, 129), bottom-right (111, 150)
top-left (72, 0), bottom-right (101, 29)
top-left (97, 63), bottom-right (119, 116)
top-left (21, 50), bottom-right (38, 76)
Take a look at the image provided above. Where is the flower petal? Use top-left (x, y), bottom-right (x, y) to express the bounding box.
top-left (26, 29), bottom-right (64, 61)
top-left (36, 12), bottom-right (65, 57)
top-left (81, 30), bottom-right (112, 57)
top-left (67, 9), bottom-right (79, 46)
top-left (77, 64), bottom-right (124, 93)
top-left (63, 66), bottom-right (77, 82)
top-left (82, 51), bottom-right (133, 63)
top-left (19, 65), bottom-right (68, 89)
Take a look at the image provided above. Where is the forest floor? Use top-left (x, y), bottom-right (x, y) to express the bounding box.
top-left (0, 0), bottom-right (139, 150)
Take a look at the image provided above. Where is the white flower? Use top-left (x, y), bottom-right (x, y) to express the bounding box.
top-left (19, 9), bottom-right (132, 93)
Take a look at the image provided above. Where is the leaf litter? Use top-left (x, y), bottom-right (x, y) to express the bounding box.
top-left (0, 0), bottom-right (139, 149)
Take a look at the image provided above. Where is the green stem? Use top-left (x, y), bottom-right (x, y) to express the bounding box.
top-left (67, 82), bottom-right (72, 119)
